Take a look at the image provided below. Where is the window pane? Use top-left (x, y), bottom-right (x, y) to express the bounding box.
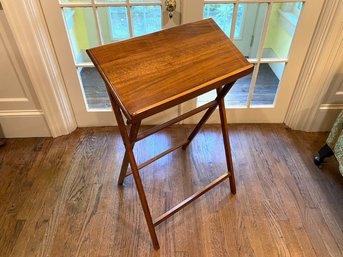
top-left (79, 67), bottom-right (111, 110)
top-left (296, 2), bottom-right (303, 12)
top-left (233, 4), bottom-right (245, 39)
top-left (60, 0), bottom-right (90, 3)
top-left (233, 3), bottom-right (267, 58)
top-left (98, 7), bottom-right (130, 44)
top-left (63, 8), bottom-right (100, 64)
top-left (197, 90), bottom-right (216, 105)
top-left (203, 4), bottom-right (234, 37)
top-left (251, 63), bottom-right (286, 106)
top-left (130, 0), bottom-right (161, 2)
top-left (225, 66), bottom-right (255, 106)
top-left (131, 6), bottom-right (161, 37)
top-left (262, 2), bottom-right (302, 58)
top-left (95, 0), bottom-right (126, 2)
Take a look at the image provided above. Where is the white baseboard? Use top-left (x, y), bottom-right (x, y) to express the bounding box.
top-left (0, 110), bottom-right (51, 138)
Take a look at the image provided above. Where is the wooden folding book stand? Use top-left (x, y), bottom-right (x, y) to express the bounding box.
top-left (87, 19), bottom-right (253, 250)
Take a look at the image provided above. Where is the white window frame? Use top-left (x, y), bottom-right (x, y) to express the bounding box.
top-left (201, 0), bottom-right (304, 109)
top-left (58, 0), bottom-right (162, 111)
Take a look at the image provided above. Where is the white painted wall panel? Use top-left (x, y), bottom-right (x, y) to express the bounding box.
top-left (0, 36), bottom-right (26, 98)
top-left (0, 8), bottom-right (50, 137)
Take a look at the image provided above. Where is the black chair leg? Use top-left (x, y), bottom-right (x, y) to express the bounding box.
top-left (314, 143), bottom-right (334, 166)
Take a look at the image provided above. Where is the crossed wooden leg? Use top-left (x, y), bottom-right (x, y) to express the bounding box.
top-left (110, 98), bottom-right (160, 249)
top-left (182, 84), bottom-right (236, 193)
top-left (110, 82), bottom-right (236, 250)
top-left (117, 122), bottom-right (141, 185)
top-left (217, 87), bottom-right (236, 194)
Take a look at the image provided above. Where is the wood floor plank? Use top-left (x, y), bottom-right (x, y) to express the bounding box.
top-left (0, 125), bottom-right (342, 257)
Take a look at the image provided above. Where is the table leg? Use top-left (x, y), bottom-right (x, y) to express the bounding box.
top-left (216, 87), bottom-right (236, 194)
top-left (118, 122), bottom-right (141, 185)
top-left (183, 82), bottom-right (235, 149)
top-left (110, 97), bottom-right (160, 250)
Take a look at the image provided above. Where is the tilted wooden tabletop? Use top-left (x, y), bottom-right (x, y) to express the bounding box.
top-left (87, 18), bottom-right (253, 121)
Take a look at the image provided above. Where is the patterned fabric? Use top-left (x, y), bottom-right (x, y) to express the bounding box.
top-left (326, 111), bottom-right (343, 175)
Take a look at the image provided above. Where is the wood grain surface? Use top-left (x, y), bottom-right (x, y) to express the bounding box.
top-left (87, 19), bottom-right (254, 121)
top-left (1, 125), bottom-right (343, 257)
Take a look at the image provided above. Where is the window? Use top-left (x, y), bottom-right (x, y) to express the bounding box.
top-left (278, 2), bottom-right (303, 33)
top-left (204, 4), bottom-right (245, 39)
top-left (199, 2), bottom-right (303, 108)
top-left (109, 5), bottom-right (161, 41)
top-left (280, 2), bottom-right (303, 16)
top-left (295, 2), bottom-right (303, 14)
top-left (60, 0), bottom-right (162, 110)
top-left (131, 6), bottom-right (161, 37)
top-left (109, 7), bottom-right (130, 41)
top-left (235, 5), bottom-right (245, 39)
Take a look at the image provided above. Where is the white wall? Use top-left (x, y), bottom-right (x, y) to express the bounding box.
top-left (0, 8), bottom-right (50, 137)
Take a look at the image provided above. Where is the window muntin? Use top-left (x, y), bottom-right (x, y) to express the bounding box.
top-left (59, 0), bottom-right (162, 110)
top-left (200, 1), bottom-right (304, 108)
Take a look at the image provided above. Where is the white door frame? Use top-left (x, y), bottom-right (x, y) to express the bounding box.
top-left (1, 0), bottom-right (341, 136)
top-left (1, 0), bottom-right (76, 137)
top-left (285, 0), bottom-right (343, 131)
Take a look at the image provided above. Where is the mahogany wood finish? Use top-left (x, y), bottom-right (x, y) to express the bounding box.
top-left (217, 88), bottom-right (236, 194)
top-left (87, 19), bottom-right (254, 249)
top-left (110, 94), bottom-right (160, 249)
top-left (87, 19), bottom-right (253, 122)
top-left (118, 121), bottom-right (141, 185)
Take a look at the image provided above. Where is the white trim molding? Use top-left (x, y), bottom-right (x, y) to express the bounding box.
top-left (0, 109), bottom-right (44, 116)
top-left (285, 0), bottom-right (343, 132)
top-left (0, 109), bottom-right (51, 138)
top-left (1, 0), bottom-right (77, 137)
top-left (0, 98), bottom-right (29, 102)
top-left (320, 104), bottom-right (343, 110)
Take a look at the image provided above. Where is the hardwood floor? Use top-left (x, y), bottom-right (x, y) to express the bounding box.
top-left (0, 125), bottom-right (342, 257)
